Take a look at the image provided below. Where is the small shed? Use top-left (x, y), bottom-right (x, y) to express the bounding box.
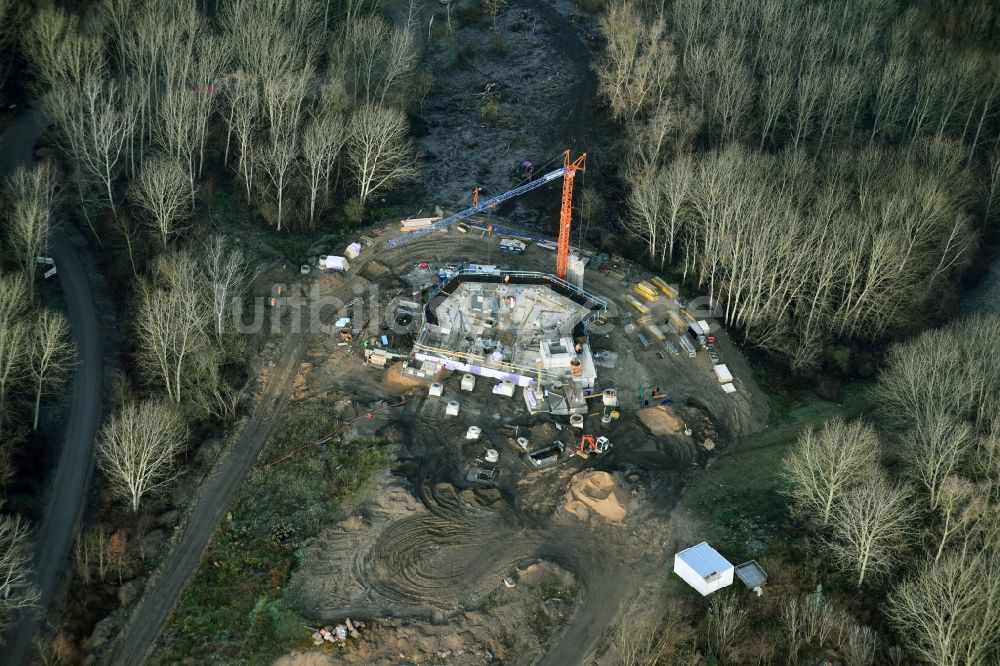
top-left (673, 542), bottom-right (734, 596)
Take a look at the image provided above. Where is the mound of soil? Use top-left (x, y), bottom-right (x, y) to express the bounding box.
top-left (636, 405), bottom-right (685, 436)
top-left (562, 471), bottom-right (629, 523)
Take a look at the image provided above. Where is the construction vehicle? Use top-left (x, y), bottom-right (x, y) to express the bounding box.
top-left (386, 150), bottom-right (587, 280)
top-left (576, 434), bottom-right (611, 459)
top-left (499, 238), bottom-right (527, 255)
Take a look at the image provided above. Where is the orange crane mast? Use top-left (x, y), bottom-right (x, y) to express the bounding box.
top-left (556, 150), bottom-right (586, 280)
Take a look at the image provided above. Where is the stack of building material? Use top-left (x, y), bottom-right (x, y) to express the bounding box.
top-left (650, 276), bottom-right (678, 299)
top-left (324, 255), bottom-right (349, 271)
top-left (634, 281), bottom-right (660, 303)
top-left (400, 217), bottom-right (439, 231)
top-left (345, 242), bottom-right (362, 259)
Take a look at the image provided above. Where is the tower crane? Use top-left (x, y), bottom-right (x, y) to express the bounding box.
top-left (387, 150), bottom-right (587, 281)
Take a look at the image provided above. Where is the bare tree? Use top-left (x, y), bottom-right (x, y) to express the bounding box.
top-left (782, 417), bottom-right (880, 526)
top-left (0, 319), bottom-right (26, 425)
top-left (900, 413), bottom-right (974, 511)
top-left (301, 111), bottom-right (347, 227)
top-left (931, 476), bottom-right (987, 563)
top-left (704, 593), bottom-right (749, 662)
top-left (889, 544), bottom-right (1000, 666)
top-left (347, 104), bottom-right (415, 206)
top-left (129, 156), bottom-right (190, 247)
top-left (96, 400), bottom-right (187, 512)
top-left (256, 133), bottom-right (299, 231)
top-left (594, 0), bottom-right (674, 121)
top-left (156, 87), bottom-right (201, 206)
top-left (201, 235), bottom-right (259, 339)
top-left (0, 511), bottom-right (40, 634)
top-left (134, 252), bottom-right (209, 403)
top-left (829, 475), bottom-right (916, 587)
top-left (44, 76), bottom-right (132, 215)
top-left (27, 310), bottom-right (74, 431)
top-left (226, 73), bottom-right (262, 199)
top-left (0, 272), bottom-right (29, 326)
top-left (3, 163), bottom-right (58, 280)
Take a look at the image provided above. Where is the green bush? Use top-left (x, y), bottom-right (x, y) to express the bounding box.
top-left (343, 197), bottom-right (365, 224)
top-left (480, 99), bottom-right (503, 123)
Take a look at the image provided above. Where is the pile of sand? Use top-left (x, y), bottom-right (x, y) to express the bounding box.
top-left (636, 405), bottom-right (684, 436)
top-left (562, 470), bottom-right (629, 523)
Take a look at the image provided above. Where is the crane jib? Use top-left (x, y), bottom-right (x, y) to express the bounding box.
top-left (386, 166), bottom-right (569, 249)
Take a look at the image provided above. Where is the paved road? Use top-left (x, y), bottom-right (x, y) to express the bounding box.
top-left (106, 331), bottom-right (307, 666)
top-left (0, 107), bottom-right (104, 666)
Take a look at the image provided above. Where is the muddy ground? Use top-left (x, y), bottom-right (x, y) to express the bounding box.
top-left (410, 0), bottom-right (611, 231)
top-left (259, 210), bottom-right (767, 664)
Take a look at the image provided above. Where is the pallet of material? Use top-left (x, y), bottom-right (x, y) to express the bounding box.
top-left (667, 310), bottom-right (687, 331)
top-left (634, 281), bottom-right (660, 302)
top-left (624, 294), bottom-right (650, 314)
top-left (650, 276), bottom-right (678, 299)
top-left (400, 217), bottom-right (440, 230)
top-left (645, 323), bottom-right (666, 341)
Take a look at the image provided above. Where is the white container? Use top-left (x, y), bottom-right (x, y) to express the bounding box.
top-left (679, 336), bottom-right (697, 357)
top-left (673, 542), bottom-right (734, 596)
top-left (602, 389), bottom-right (618, 407)
top-left (516, 437), bottom-right (530, 450)
top-left (494, 380), bottom-right (515, 397)
top-left (429, 382), bottom-right (444, 397)
top-left (485, 449), bottom-right (499, 463)
top-left (713, 364), bottom-right (733, 383)
top-left (446, 400), bottom-right (460, 416)
top-left (466, 426), bottom-right (481, 440)
top-left (325, 255), bottom-right (349, 271)
top-left (570, 414), bottom-right (584, 429)
top-left (461, 373), bottom-right (476, 391)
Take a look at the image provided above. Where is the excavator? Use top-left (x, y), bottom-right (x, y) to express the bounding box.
top-left (575, 434), bottom-right (611, 459)
top-left (386, 150), bottom-right (587, 281)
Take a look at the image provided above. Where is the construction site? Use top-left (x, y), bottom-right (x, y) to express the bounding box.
top-left (261, 150), bottom-right (769, 664)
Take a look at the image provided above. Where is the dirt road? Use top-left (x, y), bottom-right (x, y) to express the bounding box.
top-left (0, 110), bottom-right (105, 665)
top-left (104, 330), bottom-right (308, 666)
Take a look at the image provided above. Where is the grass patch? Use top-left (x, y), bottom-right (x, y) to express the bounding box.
top-left (153, 404), bottom-right (389, 665)
top-left (678, 380), bottom-right (874, 554)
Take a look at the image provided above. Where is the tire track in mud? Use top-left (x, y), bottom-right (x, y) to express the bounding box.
top-left (310, 405), bottom-right (635, 666)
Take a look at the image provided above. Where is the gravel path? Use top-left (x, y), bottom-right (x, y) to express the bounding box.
top-left (104, 330), bottom-right (308, 666)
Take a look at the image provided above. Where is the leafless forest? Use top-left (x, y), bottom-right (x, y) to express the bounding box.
top-left (600, 0), bottom-right (1000, 368)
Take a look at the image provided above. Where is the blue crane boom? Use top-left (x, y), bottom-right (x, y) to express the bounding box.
top-left (386, 165), bottom-right (568, 249)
